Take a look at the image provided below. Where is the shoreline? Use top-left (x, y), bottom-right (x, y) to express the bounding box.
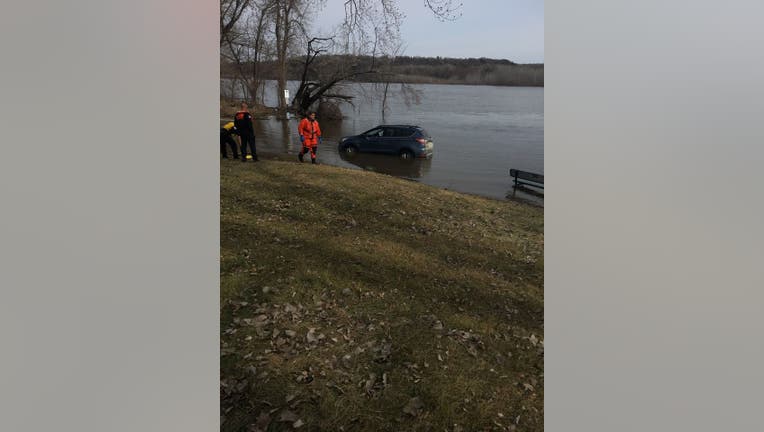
top-left (223, 152), bottom-right (544, 208)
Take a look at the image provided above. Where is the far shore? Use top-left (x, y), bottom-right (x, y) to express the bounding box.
top-left (220, 74), bottom-right (544, 88)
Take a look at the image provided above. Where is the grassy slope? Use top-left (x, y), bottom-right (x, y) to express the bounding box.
top-left (221, 159), bottom-right (544, 432)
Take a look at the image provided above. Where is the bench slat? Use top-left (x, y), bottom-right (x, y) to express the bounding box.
top-left (509, 169), bottom-right (544, 184)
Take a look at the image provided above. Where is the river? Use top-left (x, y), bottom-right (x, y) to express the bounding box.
top-left (223, 80), bottom-right (543, 204)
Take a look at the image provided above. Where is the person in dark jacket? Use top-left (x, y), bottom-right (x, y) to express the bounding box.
top-left (234, 102), bottom-right (258, 162)
top-left (220, 122), bottom-right (239, 159)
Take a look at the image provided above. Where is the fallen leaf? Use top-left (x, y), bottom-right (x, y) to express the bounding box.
top-left (296, 371), bottom-right (314, 384)
top-left (307, 328), bottom-right (318, 344)
top-left (255, 413), bottom-right (271, 430)
top-left (402, 396), bottom-right (424, 417)
top-left (364, 373), bottom-right (377, 393)
top-left (278, 410), bottom-right (299, 423)
top-left (374, 342), bottom-right (392, 363)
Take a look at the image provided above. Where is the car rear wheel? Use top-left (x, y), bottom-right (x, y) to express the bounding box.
top-left (399, 149), bottom-right (415, 160)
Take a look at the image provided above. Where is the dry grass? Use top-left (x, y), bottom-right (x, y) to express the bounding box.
top-left (221, 159), bottom-right (543, 431)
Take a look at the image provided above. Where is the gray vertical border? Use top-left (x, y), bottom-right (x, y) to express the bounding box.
top-left (546, 0), bottom-right (764, 430)
top-left (0, 1), bottom-right (219, 431)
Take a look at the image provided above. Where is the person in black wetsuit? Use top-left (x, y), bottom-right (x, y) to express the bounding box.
top-left (220, 122), bottom-right (239, 159)
top-left (234, 102), bottom-right (258, 162)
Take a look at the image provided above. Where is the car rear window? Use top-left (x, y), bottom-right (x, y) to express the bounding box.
top-left (393, 127), bottom-right (414, 137)
top-left (414, 128), bottom-right (429, 138)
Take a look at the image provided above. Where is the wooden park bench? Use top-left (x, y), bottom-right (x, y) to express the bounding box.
top-left (509, 169), bottom-right (544, 190)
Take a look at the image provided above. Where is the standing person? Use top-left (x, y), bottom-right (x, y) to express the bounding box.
top-left (298, 111), bottom-right (322, 164)
top-left (220, 122), bottom-right (239, 159)
top-left (234, 102), bottom-right (258, 162)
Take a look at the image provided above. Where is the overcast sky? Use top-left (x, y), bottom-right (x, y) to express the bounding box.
top-left (312, 0), bottom-right (544, 63)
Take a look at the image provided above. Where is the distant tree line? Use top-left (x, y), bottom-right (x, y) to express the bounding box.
top-left (222, 55), bottom-right (544, 87)
top-left (390, 56), bottom-right (517, 66)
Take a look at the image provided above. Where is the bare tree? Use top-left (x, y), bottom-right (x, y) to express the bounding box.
top-left (244, 0), bottom-right (277, 103)
top-left (221, 0), bottom-right (277, 104)
top-left (249, 1), bottom-right (275, 103)
top-left (375, 42), bottom-right (420, 121)
top-left (273, 0), bottom-right (296, 113)
top-left (289, 34), bottom-right (386, 114)
top-left (220, 0), bottom-right (465, 111)
top-left (286, 0), bottom-right (404, 114)
top-left (424, 0), bottom-right (463, 21)
top-left (220, 0), bottom-right (252, 45)
top-left (290, 36), bottom-right (335, 112)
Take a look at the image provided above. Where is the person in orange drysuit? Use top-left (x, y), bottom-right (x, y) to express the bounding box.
top-left (297, 111), bottom-right (322, 164)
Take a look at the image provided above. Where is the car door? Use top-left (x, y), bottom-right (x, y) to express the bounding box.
top-left (377, 127), bottom-right (401, 154)
top-left (389, 127), bottom-right (413, 154)
top-left (359, 127), bottom-right (384, 153)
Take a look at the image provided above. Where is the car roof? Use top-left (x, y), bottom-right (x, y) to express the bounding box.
top-left (376, 125), bottom-right (421, 129)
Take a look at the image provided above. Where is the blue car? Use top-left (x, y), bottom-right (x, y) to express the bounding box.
top-left (338, 125), bottom-right (434, 160)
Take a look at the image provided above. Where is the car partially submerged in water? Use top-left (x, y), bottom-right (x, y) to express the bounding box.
top-left (338, 125), bottom-right (434, 160)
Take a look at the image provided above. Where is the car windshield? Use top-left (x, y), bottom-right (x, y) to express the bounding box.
top-left (415, 128), bottom-right (430, 138)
